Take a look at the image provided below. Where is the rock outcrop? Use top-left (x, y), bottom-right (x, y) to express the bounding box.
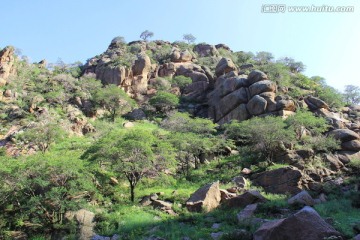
top-left (253, 206), bottom-right (342, 240)
top-left (0, 46), bottom-right (16, 83)
top-left (207, 70), bottom-right (297, 124)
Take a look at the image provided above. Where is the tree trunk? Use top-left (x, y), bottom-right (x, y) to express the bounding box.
top-left (130, 183), bottom-right (135, 202)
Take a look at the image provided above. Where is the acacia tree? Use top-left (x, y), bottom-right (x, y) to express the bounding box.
top-left (225, 116), bottom-right (295, 162)
top-left (285, 110), bottom-right (330, 140)
top-left (93, 84), bottom-right (136, 121)
top-left (83, 129), bottom-right (175, 202)
top-left (140, 30), bottom-right (154, 41)
top-left (344, 85), bottom-right (360, 105)
top-left (183, 34), bottom-right (196, 44)
top-left (20, 122), bottom-right (65, 153)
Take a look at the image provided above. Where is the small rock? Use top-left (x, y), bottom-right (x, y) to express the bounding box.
top-left (242, 168), bottom-right (252, 175)
top-left (123, 122), bottom-right (134, 128)
top-left (210, 232), bottom-right (224, 240)
top-left (237, 203), bottom-right (258, 222)
top-left (287, 190), bottom-right (315, 206)
top-left (212, 223), bottom-right (221, 229)
top-left (233, 176), bottom-right (248, 188)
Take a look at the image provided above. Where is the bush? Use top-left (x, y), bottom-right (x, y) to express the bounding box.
top-left (149, 91), bottom-right (179, 113)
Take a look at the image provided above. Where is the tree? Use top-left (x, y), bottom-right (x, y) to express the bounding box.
top-left (183, 34), bottom-right (196, 44)
top-left (149, 91), bottom-right (179, 113)
top-left (285, 110), bottom-right (330, 140)
top-left (254, 51), bottom-right (274, 65)
top-left (225, 116), bottom-right (295, 162)
top-left (83, 129), bottom-right (175, 202)
top-left (93, 84), bottom-right (136, 121)
top-left (277, 57), bottom-right (306, 73)
top-left (344, 85), bottom-right (360, 105)
top-left (19, 122), bottom-right (65, 153)
top-left (161, 112), bottom-right (217, 135)
top-left (140, 30), bottom-right (154, 41)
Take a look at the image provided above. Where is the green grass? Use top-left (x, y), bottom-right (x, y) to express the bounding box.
top-left (315, 198), bottom-right (360, 238)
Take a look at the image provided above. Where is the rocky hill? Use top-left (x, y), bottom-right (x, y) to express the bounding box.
top-left (0, 38), bottom-right (359, 240)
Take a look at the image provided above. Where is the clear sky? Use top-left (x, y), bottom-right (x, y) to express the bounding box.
top-left (1, 0), bottom-right (359, 91)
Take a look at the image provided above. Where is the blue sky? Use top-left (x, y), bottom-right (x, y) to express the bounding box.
top-left (1, 0), bottom-right (359, 91)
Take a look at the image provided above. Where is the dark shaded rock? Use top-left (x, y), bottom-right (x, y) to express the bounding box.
top-left (304, 96), bottom-right (329, 110)
top-left (247, 95), bottom-right (267, 116)
top-left (253, 206), bottom-right (342, 240)
top-left (225, 190), bottom-right (266, 208)
top-left (287, 190), bottom-right (315, 206)
top-left (341, 140), bottom-right (360, 151)
top-left (329, 129), bottom-right (360, 142)
top-left (237, 203), bottom-right (258, 222)
top-left (249, 80), bottom-right (276, 97)
top-left (246, 70), bottom-right (268, 86)
top-left (251, 167), bottom-right (303, 194)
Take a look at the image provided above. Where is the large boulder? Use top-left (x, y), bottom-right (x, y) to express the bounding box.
top-left (224, 190), bottom-right (266, 208)
top-left (186, 182), bottom-right (221, 212)
top-left (248, 80), bottom-right (277, 97)
top-left (253, 206), bottom-right (342, 240)
top-left (304, 96), bottom-right (329, 110)
top-left (73, 209), bottom-right (96, 240)
top-left (246, 95), bottom-right (267, 116)
top-left (215, 58), bottom-right (237, 77)
top-left (194, 44), bottom-right (219, 57)
top-left (132, 52), bottom-right (151, 76)
top-left (323, 154), bottom-right (345, 171)
top-left (171, 49), bottom-right (193, 62)
top-left (341, 140), bottom-right (360, 151)
top-left (251, 167), bottom-right (304, 194)
top-left (246, 70), bottom-right (268, 86)
top-left (328, 129), bottom-right (360, 142)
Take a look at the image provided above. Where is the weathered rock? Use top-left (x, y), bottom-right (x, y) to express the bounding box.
top-left (225, 190), bottom-right (266, 208)
top-left (329, 129), bottom-right (360, 142)
top-left (237, 203), bottom-right (258, 222)
top-left (215, 58), bottom-right (237, 77)
top-left (186, 181), bottom-right (221, 212)
top-left (276, 99), bottom-right (296, 111)
top-left (210, 232), bottom-right (224, 240)
top-left (171, 49), bottom-right (193, 62)
top-left (74, 209), bottom-right (96, 240)
top-left (0, 77), bottom-right (6, 86)
top-left (249, 80), bottom-right (276, 97)
top-left (287, 190), bottom-right (315, 206)
top-left (216, 103), bottom-right (250, 125)
top-left (246, 70), bottom-right (268, 86)
top-left (232, 176), bottom-right (248, 188)
top-left (251, 167), bottom-right (303, 194)
top-left (323, 154), bottom-right (345, 171)
top-left (194, 44), bottom-right (219, 57)
top-left (0, 46), bottom-right (15, 80)
top-left (253, 206), bottom-right (342, 240)
top-left (247, 95), bottom-right (267, 116)
top-left (336, 151), bottom-right (360, 164)
top-left (126, 108), bottom-right (146, 120)
top-left (304, 96), bottom-right (329, 110)
top-left (123, 122), bottom-right (134, 128)
top-left (151, 200), bottom-right (172, 211)
top-left (341, 140), bottom-right (360, 151)
top-left (220, 189), bottom-right (237, 201)
top-left (215, 43), bottom-right (231, 51)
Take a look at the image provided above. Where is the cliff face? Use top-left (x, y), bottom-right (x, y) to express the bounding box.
top-left (0, 46), bottom-right (16, 86)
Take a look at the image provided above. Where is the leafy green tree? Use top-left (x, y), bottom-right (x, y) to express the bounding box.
top-left (149, 91), bottom-right (179, 113)
top-left (93, 84), bottom-right (136, 121)
top-left (277, 57), bottom-right (306, 73)
top-left (0, 152), bottom-right (95, 235)
top-left (161, 112), bottom-right (217, 135)
top-left (234, 51), bottom-right (255, 66)
top-left (316, 85), bottom-right (345, 109)
top-left (343, 85), bottom-right (360, 105)
top-left (285, 110), bottom-right (330, 140)
top-left (254, 51), bottom-right (274, 65)
top-left (19, 122), bottom-right (65, 153)
top-left (225, 116), bottom-right (295, 162)
top-left (171, 75), bottom-right (192, 94)
top-left (183, 34), bottom-right (196, 44)
top-left (83, 129), bottom-right (175, 202)
top-left (140, 30), bottom-right (154, 41)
